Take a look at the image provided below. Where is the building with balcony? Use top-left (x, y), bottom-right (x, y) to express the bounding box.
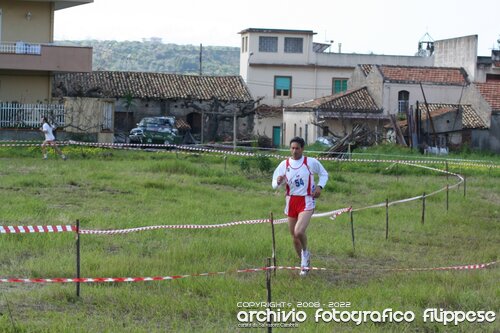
top-left (0, 0), bottom-right (93, 140)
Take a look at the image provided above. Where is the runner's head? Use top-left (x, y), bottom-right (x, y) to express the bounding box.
top-left (290, 137), bottom-right (305, 160)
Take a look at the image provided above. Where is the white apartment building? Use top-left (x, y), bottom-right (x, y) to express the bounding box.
top-left (239, 28), bottom-right (499, 147)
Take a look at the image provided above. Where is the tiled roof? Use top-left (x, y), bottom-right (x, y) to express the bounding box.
top-left (54, 71), bottom-right (253, 102)
top-left (417, 103), bottom-right (487, 129)
top-left (360, 64), bottom-right (374, 76)
top-left (377, 65), bottom-right (469, 85)
top-left (475, 81), bottom-right (500, 111)
top-left (290, 87), bottom-right (381, 112)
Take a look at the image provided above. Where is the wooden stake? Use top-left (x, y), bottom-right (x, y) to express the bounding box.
top-left (445, 161), bottom-right (449, 181)
top-left (385, 198), bottom-right (389, 240)
top-left (350, 210), bottom-right (355, 251)
top-left (266, 257), bottom-right (272, 333)
top-left (446, 184), bottom-right (449, 211)
top-left (396, 162), bottom-right (399, 182)
top-left (270, 212), bottom-right (277, 276)
top-left (421, 192), bottom-right (426, 225)
top-left (464, 175), bottom-right (466, 197)
top-left (76, 219), bottom-right (81, 297)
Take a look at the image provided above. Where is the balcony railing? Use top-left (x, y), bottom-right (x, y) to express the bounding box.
top-left (0, 41), bottom-right (41, 55)
top-left (0, 42), bottom-right (92, 72)
top-left (0, 103), bottom-right (65, 128)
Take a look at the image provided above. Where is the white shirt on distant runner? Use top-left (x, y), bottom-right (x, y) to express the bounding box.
top-left (42, 122), bottom-right (55, 141)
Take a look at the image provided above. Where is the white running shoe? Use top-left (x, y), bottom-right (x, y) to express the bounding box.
top-left (300, 250), bottom-right (311, 276)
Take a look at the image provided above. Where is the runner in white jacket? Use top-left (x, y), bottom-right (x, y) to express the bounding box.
top-left (41, 116), bottom-right (66, 160)
top-left (272, 137), bottom-right (328, 276)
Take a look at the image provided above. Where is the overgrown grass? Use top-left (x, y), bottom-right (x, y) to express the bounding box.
top-left (0, 146), bottom-right (498, 332)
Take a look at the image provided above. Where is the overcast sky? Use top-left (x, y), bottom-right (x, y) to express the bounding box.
top-left (54, 0), bottom-right (499, 56)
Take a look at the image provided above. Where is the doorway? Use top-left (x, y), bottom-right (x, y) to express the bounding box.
top-left (272, 126), bottom-right (281, 147)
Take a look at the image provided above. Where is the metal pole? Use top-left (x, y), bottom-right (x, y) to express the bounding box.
top-left (270, 212), bottom-right (277, 276)
top-left (76, 219), bottom-right (81, 297)
top-left (350, 210), bottom-right (355, 251)
top-left (421, 192), bottom-right (426, 225)
top-left (385, 198), bottom-right (389, 240)
top-left (266, 257), bottom-right (272, 333)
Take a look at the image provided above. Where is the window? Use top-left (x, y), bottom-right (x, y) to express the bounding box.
top-left (304, 124), bottom-right (308, 144)
top-left (241, 36), bottom-right (248, 53)
top-left (102, 102), bottom-right (113, 130)
top-left (294, 123), bottom-right (297, 136)
top-left (259, 36), bottom-right (278, 52)
top-left (398, 90), bottom-right (410, 113)
top-left (333, 79), bottom-right (348, 94)
top-left (284, 37), bottom-right (303, 53)
top-left (274, 76), bottom-right (292, 97)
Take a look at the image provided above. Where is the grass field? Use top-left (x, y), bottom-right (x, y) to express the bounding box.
top-left (0, 144), bottom-right (498, 332)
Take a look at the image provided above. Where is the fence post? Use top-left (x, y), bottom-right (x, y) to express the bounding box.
top-left (350, 210), bottom-right (355, 251)
top-left (266, 257), bottom-right (272, 333)
top-left (396, 162), bottom-right (399, 182)
top-left (421, 192), bottom-right (426, 225)
top-left (446, 184), bottom-right (449, 212)
top-left (385, 198), bottom-right (389, 240)
top-left (76, 219), bottom-right (81, 298)
top-left (445, 161), bottom-right (449, 182)
top-left (463, 175), bottom-right (466, 197)
top-left (224, 155), bottom-right (227, 174)
top-left (270, 212), bottom-right (277, 276)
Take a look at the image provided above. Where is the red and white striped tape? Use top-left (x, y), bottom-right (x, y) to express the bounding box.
top-left (0, 225), bottom-right (75, 234)
top-left (3, 139), bottom-right (493, 169)
top-left (1, 139), bottom-right (498, 169)
top-left (79, 218), bottom-right (285, 235)
top-left (0, 208), bottom-right (352, 235)
top-left (0, 261), bottom-right (496, 284)
top-left (79, 207), bottom-right (352, 235)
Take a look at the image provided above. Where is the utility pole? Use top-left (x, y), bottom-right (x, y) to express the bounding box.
top-left (199, 43), bottom-right (203, 76)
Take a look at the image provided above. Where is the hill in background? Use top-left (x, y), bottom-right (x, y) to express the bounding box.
top-left (57, 39), bottom-right (240, 75)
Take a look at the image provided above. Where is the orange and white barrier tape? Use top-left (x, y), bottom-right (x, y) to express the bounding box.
top-left (0, 261), bottom-right (496, 284)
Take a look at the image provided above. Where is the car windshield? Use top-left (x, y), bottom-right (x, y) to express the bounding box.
top-left (139, 117), bottom-right (174, 128)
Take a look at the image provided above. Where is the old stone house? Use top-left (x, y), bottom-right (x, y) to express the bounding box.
top-left (53, 71), bottom-right (255, 143)
top-left (283, 87), bottom-right (384, 145)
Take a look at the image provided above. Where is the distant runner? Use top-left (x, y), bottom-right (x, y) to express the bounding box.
top-left (41, 116), bottom-right (66, 160)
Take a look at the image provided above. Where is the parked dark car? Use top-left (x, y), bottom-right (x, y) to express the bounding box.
top-left (128, 116), bottom-right (179, 144)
